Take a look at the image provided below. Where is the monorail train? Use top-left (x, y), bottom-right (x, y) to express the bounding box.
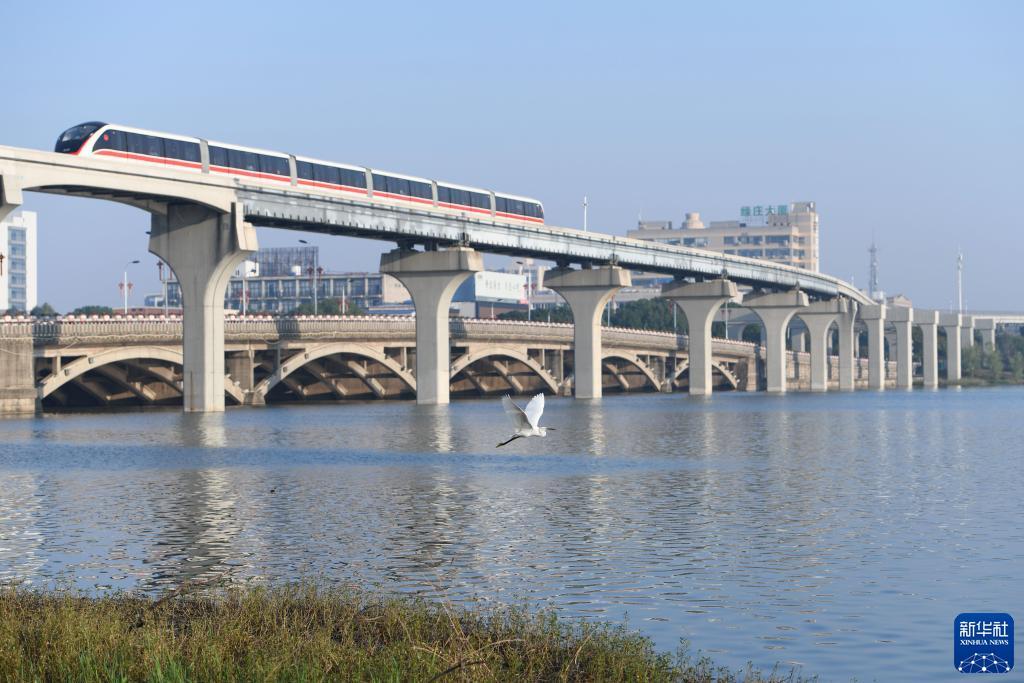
top-left (54, 122), bottom-right (545, 226)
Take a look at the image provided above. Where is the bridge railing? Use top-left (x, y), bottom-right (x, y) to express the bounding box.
top-left (2, 314), bottom-right (758, 357)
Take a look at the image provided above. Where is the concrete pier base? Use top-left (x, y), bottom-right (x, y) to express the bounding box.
top-left (744, 290), bottom-right (809, 393)
top-left (545, 266), bottom-right (631, 399)
top-left (837, 303), bottom-right (858, 391)
top-left (916, 310), bottom-right (939, 388)
top-left (149, 203), bottom-right (256, 412)
top-left (380, 247), bottom-right (482, 405)
top-left (861, 304), bottom-right (886, 390)
top-left (800, 299), bottom-right (848, 392)
top-left (0, 323), bottom-right (36, 415)
top-left (889, 306), bottom-right (914, 389)
top-left (662, 278), bottom-right (738, 396)
top-left (940, 313), bottom-right (962, 382)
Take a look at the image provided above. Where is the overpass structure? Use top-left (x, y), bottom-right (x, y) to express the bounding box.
top-left (0, 144), bottom-right (1000, 413)
top-left (0, 315), bottom-right (903, 411)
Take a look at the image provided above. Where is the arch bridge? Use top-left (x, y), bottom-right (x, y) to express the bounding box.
top-left (5, 316), bottom-right (782, 410)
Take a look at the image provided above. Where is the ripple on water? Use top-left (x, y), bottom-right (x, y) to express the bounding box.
top-left (0, 389), bottom-right (1022, 681)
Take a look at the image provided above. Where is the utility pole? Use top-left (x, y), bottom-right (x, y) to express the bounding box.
top-left (868, 241), bottom-right (880, 301)
top-left (583, 196), bottom-right (588, 232)
top-left (956, 248), bottom-right (964, 314)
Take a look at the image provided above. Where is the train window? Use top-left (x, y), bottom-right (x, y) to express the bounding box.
top-left (469, 192), bottom-right (490, 209)
top-left (259, 155), bottom-right (289, 176)
top-left (373, 175), bottom-right (407, 195)
top-left (126, 133), bottom-right (163, 157)
top-left (296, 160), bottom-right (314, 179)
top-left (93, 129), bottom-right (126, 152)
top-left (164, 139), bottom-right (180, 159)
top-left (164, 139), bottom-right (200, 162)
top-left (54, 122), bottom-right (103, 152)
top-left (409, 180), bottom-right (432, 199)
top-left (228, 149), bottom-right (259, 172)
top-left (495, 197), bottom-right (507, 212)
top-left (209, 146), bottom-right (229, 167)
top-left (313, 164), bottom-right (340, 185)
top-left (167, 140), bottom-right (201, 162)
top-left (340, 168), bottom-right (367, 188)
top-left (125, 133), bottom-right (143, 155)
top-left (437, 186), bottom-right (450, 203)
top-left (144, 135), bottom-right (165, 158)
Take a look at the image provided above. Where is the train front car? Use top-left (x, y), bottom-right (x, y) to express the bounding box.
top-left (54, 122), bottom-right (106, 154)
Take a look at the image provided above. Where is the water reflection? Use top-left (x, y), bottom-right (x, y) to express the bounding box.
top-left (0, 472), bottom-right (44, 583)
top-left (0, 388), bottom-right (1021, 682)
top-left (178, 413), bottom-right (228, 449)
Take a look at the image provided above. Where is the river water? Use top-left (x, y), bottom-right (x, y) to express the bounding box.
top-left (1, 387), bottom-right (1021, 681)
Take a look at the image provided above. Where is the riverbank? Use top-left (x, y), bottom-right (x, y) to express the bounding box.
top-left (0, 585), bottom-right (812, 682)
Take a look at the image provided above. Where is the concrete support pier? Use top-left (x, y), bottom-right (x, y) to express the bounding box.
top-left (960, 316), bottom-right (975, 350)
top-left (888, 306), bottom-right (914, 389)
top-left (916, 310), bottom-right (939, 388)
top-left (744, 290), bottom-right (809, 393)
top-left (662, 278), bottom-right (738, 396)
top-left (0, 321), bottom-right (36, 415)
top-left (545, 266), bottom-right (630, 399)
top-left (861, 304), bottom-right (887, 390)
top-left (149, 203), bottom-right (256, 412)
top-left (800, 299), bottom-right (848, 392)
top-left (380, 246), bottom-right (483, 405)
top-left (837, 303), bottom-right (858, 391)
top-left (975, 318), bottom-right (996, 352)
top-left (940, 313), bottom-right (962, 382)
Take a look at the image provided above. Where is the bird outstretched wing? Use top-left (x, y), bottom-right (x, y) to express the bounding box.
top-left (502, 395), bottom-right (530, 430)
top-left (523, 393), bottom-right (545, 429)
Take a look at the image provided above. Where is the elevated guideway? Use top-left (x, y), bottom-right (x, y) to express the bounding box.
top-left (0, 144), bottom-right (868, 302)
top-left (2, 142), bottom-right (1004, 413)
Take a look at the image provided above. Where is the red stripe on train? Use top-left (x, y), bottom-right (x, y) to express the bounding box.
top-left (297, 179), bottom-right (368, 194)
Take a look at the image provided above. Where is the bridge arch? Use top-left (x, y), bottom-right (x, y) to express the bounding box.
top-left (600, 352), bottom-right (662, 391)
top-left (672, 359), bottom-right (740, 390)
top-left (38, 346), bottom-right (245, 405)
top-left (449, 346), bottom-right (560, 395)
top-left (253, 342), bottom-right (416, 400)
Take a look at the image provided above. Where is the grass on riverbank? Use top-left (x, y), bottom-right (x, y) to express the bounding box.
top-left (0, 584), bottom-right (813, 682)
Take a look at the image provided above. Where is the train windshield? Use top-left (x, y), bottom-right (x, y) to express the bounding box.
top-left (54, 122), bottom-right (105, 153)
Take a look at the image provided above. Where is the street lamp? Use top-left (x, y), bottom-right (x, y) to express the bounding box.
top-left (120, 260), bottom-right (140, 315)
top-left (156, 260), bottom-right (170, 317)
top-left (242, 265), bottom-right (258, 317)
top-left (515, 260), bottom-right (532, 321)
top-left (298, 239), bottom-right (320, 315)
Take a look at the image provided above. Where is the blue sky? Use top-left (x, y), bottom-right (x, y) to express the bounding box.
top-left (3, 1), bottom-right (1021, 311)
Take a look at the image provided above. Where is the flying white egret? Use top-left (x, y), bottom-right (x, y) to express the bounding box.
top-left (497, 393), bottom-right (553, 447)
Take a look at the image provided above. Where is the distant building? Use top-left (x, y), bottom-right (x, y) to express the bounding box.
top-left (150, 246), bottom-right (412, 313)
top-left (0, 211), bottom-right (38, 312)
top-left (452, 271), bottom-right (527, 318)
top-left (627, 202), bottom-right (820, 271)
